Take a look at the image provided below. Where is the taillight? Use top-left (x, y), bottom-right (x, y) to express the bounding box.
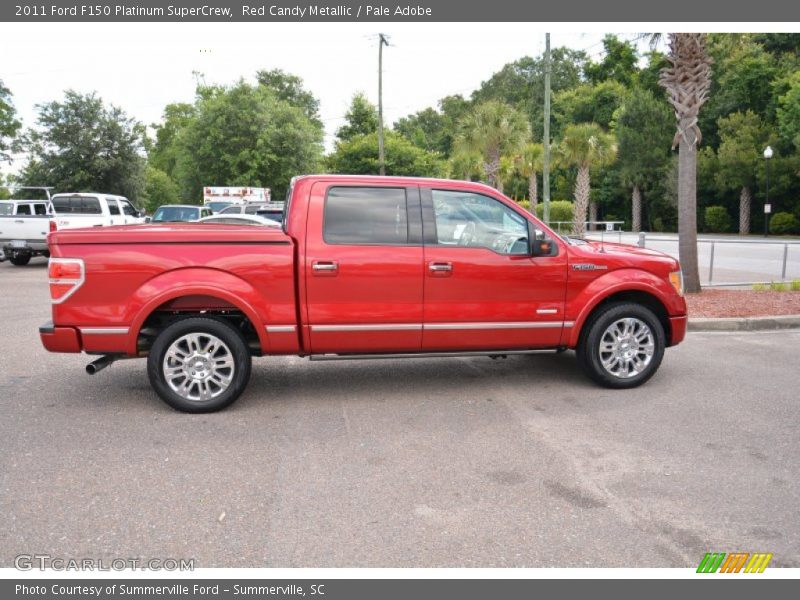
top-left (48, 258), bottom-right (85, 303)
top-left (49, 220), bottom-right (57, 233)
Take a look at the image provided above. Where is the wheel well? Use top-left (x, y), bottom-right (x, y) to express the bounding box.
top-left (137, 295), bottom-right (262, 356)
top-left (581, 290), bottom-right (672, 345)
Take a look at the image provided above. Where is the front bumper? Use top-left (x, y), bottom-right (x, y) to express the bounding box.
top-left (39, 321), bottom-right (81, 353)
top-left (669, 315), bottom-right (688, 346)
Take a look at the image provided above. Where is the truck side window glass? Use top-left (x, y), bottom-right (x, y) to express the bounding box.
top-left (120, 200), bottom-right (137, 216)
top-left (324, 187), bottom-right (408, 245)
top-left (17, 204), bottom-right (31, 215)
top-left (431, 190), bottom-right (529, 255)
top-left (108, 202), bottom-right (121, 215)
top-left (34, 204), bottom-right (48, 215)
top-left (81, 198), bottom-right (102, 214)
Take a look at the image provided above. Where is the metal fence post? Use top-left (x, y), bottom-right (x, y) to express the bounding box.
top-left (709, 242), bottom-right (715, 285)
top-left (782, 243), bottom-right (789, 281)
top-left (637, 232), bottom-right (645, 248)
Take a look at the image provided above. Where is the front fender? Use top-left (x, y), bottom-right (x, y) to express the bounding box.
top-left (125, 268), bottom-right (270, 355)
top-left (564, 268), bottom-right (686, 347)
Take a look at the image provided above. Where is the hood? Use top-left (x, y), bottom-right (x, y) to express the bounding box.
top-left (566, 239), bottom-right (680, 275)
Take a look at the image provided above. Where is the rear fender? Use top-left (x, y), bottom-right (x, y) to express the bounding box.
top-left (564, 269), bottom-right (683, 347)
top-left (126, 268), bottom-right (270, 355)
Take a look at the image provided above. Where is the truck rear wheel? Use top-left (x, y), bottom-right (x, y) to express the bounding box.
top-left (576, 302), bottom-right (665, 389)
top-left (147, 317), bottom-right (252, 413)
top-left (9, 254), bottom-right (31, 266)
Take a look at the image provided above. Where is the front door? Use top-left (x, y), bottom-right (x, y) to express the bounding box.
top-left (304, 183), bottom-right (424, 354)
top-left (421, 187), bottom-right (568, 350)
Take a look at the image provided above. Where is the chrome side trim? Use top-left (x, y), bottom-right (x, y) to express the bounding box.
top-left (536, 308), bottom-right (558, 315)
top-left (310, 349), bottom-right (559, 361)
top-left (265, 325), bottom-right (297, 333)
top-left (312, 324), bottom-right (423, 332)
top-left (79, 327), bottom-right (129, 335)
top-left (424, 321), bottom-right (564, 330)
top-left (563, 321), bottom-right (575, 328)
top-left (311, 321), bottom-right (570, 332)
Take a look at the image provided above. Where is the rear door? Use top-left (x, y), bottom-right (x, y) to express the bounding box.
top-left (421, 187), bottom-right (568, 350)
top-left (304, 183), bottom-right (424, 354)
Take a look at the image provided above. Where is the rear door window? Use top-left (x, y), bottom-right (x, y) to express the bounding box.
top-left (108, 202), bottom-right (121, 215)
top-left (323, 187), bottom-right (409, 245)
top-left (16, 204), bottom-right (31, 215)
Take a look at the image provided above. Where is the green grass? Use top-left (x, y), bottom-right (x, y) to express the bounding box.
top-left (752, 283), bottom-right (769, 291)
top-left (752, 280), bottom-right (800, 291)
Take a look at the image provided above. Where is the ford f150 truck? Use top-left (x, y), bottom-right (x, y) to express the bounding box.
top-left (40, 175), bottom-right (687, 413)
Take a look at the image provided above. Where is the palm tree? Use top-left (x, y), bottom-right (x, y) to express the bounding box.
top-left (454, 101), bottom-right (530, 189)
top-left (559, 123), bottom-right (617, 236)
top-left (496, 155), bottom-right (517, 194)
top-left (517, 143), bottom-right (543, 211)
top-left (448, 149), bottom-right (482, 181)
top-left (657, 33), bottom-right (713, 293)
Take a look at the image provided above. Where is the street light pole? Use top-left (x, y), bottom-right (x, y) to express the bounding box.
top-left (377, 33), bottom-right (389, 176)
top-left (763, 145), bottom-right (773, 237)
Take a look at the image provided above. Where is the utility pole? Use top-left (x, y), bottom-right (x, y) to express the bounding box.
top-left (542, 33), bottom-right (552, 225)
top-left (377, 33), bottom-right (389, 176)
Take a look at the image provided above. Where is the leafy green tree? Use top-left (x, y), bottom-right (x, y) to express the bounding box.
top-left (173, 81), bottom-right (323, 201)
top-left (776, 71), bottom-right (800, 151)
top-left (496, 155), bottom-right (517, 195)
top-left (19, 90), bottom-right (145, 202)
top-left (584, 35), bottom-right (639, 86)
top-left (553, 80), bottom-right (629, 135)
top-left (336, 93), bottom-right (379, 142)
top-left (327, 131), bottom-right (443, 177)
top-left (715, 111), bottom-right (770, 234)
top-left (558, 123), bottom-right (617, 236)
top-left (1, 80), bottom-right (21, 163)
top-left (148, 102), bottom-right (196, 177)
top-left (704, 205), bottom-right (732, 233)
top-left (447, 149), bottom-right (482, 181)
top-left (615, 89), bottom-right (673, 232)
top-left (454, 101), bottom-right (530, 189)
top-left (256, 68), bottom-right (321, 127)
top-left (141, 166), bottom-right (180, 213)
top-left (394, 107), bottom-right (448, 155)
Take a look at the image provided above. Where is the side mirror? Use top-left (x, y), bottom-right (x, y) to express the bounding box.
top-left (144, 216), bottom-right (151, 224)
top-left (532, 239), bottom-right (553, 257)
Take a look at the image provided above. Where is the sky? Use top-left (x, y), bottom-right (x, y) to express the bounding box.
top-left (0, 22), bottom-right (652, 174)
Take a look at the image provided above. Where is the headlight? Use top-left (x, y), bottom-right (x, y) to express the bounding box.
top-left (669, 270), bottom-right (684, 296)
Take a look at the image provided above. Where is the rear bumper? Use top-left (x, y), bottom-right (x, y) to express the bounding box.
top-left (39, 321), bottom-right (81, 353)
top-left (669, 315), bottom-right (688, 346)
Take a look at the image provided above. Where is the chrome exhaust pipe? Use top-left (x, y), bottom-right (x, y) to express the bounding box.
top-left (86, 355), bottom-right (116, 375)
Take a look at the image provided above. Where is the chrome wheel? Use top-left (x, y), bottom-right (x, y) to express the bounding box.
top-left (598, 317), bottom-right (654, 379)
top-left (162, 333), bottom-right (235, 402)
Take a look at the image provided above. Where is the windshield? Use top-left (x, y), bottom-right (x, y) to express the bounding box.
top-left (207, 201), bottom-right (233, 213)
top-left (152, 206), bottom-right (199, 222)
top-left (0, 203), bottom-right (12, 215)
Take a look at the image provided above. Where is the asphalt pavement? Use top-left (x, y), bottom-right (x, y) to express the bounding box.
top-left (1, 259), bottom-right (798, 568)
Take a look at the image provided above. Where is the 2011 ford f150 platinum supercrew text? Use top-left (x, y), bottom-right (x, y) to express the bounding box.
top-left (40, 175), bottom-right (687, 412)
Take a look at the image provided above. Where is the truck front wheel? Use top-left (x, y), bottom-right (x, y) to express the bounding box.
top-left (9, 254), bottom-right (31, 266)
top-left (147, 317), bottom-right (252, 413)
top-left (576, 302), bottom-right (665, 389)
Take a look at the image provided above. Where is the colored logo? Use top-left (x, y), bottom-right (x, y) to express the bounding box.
top-left (697, 552), bottom-right (773, 573)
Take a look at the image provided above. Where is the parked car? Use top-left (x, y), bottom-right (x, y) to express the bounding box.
top-left (218, 202), bottom-right (285, 222)
top-left (198, 214), bottom-right (281, 226)
top-left (0, 201), bottom-right (54, 265)
top-left (40, 175), bottom-right (687, 413)
top-left (149, 205), bottom-right (213, 223)
top-left (205, 201), bottom-right (234, 214)
top-left (51, 193), bottom-right (145, 228)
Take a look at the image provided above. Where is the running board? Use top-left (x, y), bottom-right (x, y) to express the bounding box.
top-left (309, 349), bottom-right (560, 362)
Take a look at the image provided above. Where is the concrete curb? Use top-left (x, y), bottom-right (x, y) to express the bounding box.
top-left (688, 314), bottom-right (800, 332)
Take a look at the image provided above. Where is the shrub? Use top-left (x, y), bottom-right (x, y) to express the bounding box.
top-left (769, 281), bottom-right (790, 292)
top-left (652, 217), bottom-right (665, 232)
top-left (704, 205), bottom-right (732, 233)
top-left (791, 279), bottom-right (800, 291)
top-left (752, 283), bottom-right (768, 291)
top-left (534, 200), bottom-right (574, 230)
top-left (769, 212), bottom-right (800, 235)
top-left (516, 199), bottom-right (531, 212)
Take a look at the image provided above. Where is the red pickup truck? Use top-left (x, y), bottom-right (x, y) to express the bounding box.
top-left (40, 175), bottom-right (687, 412)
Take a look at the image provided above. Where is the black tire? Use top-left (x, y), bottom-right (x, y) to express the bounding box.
top-left (576, 302), bottom-right (665, 389)
top-left (9, 254), bottom-right (31, 266)
top-left (147, 317), bottom-right (251, 413)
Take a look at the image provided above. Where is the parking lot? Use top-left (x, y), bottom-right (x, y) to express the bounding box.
top-left (1, 259), bottom-right (798, 568)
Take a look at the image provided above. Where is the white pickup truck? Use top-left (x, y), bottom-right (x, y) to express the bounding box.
top-left (0, 199), bottom-right (56, 265)
top-left (1, 193), bottom-right (145, 266)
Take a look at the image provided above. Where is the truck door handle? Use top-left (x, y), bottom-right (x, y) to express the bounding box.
top-left (428, 262), bottom-right (453, 272)
top-left (312, 261), bottom-right (338, 274)
top-left (15, 219), bottom-right (24, 224)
